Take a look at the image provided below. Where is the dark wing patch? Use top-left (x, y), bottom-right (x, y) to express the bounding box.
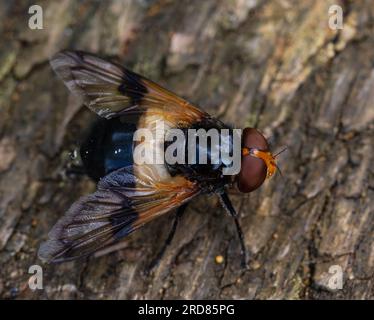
top-left (38, 165), bottom-right (200, 263)
top-left (50, 50), bottom-right (207, 124)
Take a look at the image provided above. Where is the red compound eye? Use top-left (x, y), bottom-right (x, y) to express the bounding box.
top-left (237, 128), bottom-right (269, 193)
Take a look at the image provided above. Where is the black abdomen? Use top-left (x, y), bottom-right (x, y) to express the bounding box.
top-left (80, 117), bottom-right (136, 181)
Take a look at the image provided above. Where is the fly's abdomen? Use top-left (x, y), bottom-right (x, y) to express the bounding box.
top-left (80, 118), bottom-right (137, 181)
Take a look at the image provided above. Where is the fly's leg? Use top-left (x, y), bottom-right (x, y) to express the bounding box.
top-left (218, 191), bottom-right (248, 269)
top-left (145, 203), bottom-right (188, 275)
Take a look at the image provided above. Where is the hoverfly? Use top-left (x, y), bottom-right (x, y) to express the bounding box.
top-left (38, 50), bottom-right (282, 268)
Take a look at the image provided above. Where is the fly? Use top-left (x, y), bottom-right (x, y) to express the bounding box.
top-left (38, 50), bottom-right (283, 270)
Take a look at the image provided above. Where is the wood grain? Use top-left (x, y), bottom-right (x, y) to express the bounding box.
top-left (0, 0), bottom-right (372, 299)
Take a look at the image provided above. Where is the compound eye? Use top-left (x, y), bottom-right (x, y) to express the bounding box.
top-left (237, 128), bottom-right (269, 193)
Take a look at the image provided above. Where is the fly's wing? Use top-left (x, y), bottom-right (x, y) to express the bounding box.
top-left (38, 165), bottom-right (200, 263)
top-left (41, 50), bottom-right (205, 263)
top-left (50, 50), bottom-right (208, 125)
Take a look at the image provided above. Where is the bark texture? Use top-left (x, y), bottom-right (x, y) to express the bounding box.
top-left (0, 0), bottom-right (373, 299)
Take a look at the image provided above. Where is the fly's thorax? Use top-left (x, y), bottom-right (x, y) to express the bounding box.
top-left (164, 124), bottom-right (241, 183)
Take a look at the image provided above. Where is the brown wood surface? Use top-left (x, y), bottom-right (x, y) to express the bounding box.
top-left (0, 0), bottom-right (373, 299)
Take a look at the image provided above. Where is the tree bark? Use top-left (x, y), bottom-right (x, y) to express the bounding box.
top-left (0, 0), bottom-right (373, 299)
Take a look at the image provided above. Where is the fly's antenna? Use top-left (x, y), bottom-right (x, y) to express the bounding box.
top-left (274, 146), bottom-right (287, 180)
top-left (274, 146), bottom-right (288, 158)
